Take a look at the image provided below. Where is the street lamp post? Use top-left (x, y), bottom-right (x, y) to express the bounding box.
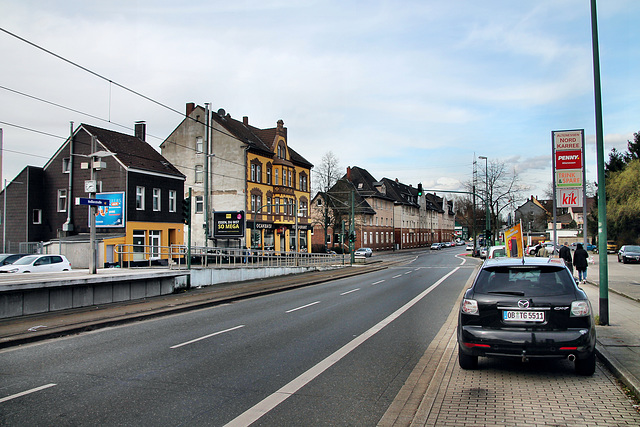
top-left (478, 156), bottom-right (490, 246)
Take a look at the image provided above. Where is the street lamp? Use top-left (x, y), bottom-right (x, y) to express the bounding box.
top-left (478, 156), bottom-right (490, 246)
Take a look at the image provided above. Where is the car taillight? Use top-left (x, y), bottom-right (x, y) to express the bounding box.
top-left (461, 298), bottom-right (479, 315)
top-left (570, 300), bottom-right (591, 317)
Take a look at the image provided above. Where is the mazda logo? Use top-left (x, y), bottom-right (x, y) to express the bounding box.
top-left (518, 300), bottom-right (530, 308)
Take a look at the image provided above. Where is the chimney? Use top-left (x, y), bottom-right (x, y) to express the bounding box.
top-left (243, 116), bottom-right (249, 125)
top-left (346, 166), bottom-right (351, 182)
top-left (186, 102), bottom-right (195, 117)
top-left (135, 121), bottom-right (146, 141)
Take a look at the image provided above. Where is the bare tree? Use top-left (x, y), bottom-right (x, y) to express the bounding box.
top-left (313, 151), bottom-right (342, 196)
top-left (464, 159), bottom-right (524, 243)
top-left (312, 152), bottom-right (342, 251)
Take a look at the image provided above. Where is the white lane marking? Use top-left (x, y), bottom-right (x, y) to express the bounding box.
top-left (392, 274), bottom-right (403, 279)
top-left (224, 267), bottom-right (460, 427)
top-left (456, 254), bottom-right (467, 265)
top-left (171, 325), bottom-right (245, 349)
top-left (340, 288), bottom-right (360, 296)
top-left (371, 280), bottom-right (385, 286)
top-left (404, 271), bottom-right (412, 275)
top-left (0, 383), bottom-right (57, 404)
top-left (285, 301), bottom-right (321, 313)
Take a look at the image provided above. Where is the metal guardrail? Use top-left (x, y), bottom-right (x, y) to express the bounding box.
top-left (114, 244), bottom-right (342, 269)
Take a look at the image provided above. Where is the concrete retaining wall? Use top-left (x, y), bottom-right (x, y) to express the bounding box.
top-left (0, 271), bottom-right (189, 319)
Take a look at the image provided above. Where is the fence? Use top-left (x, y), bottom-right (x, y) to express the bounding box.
top-left (114, 244), bottom-right (342, 269)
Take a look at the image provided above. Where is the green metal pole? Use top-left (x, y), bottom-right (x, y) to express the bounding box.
top-left (350, 189), bottom-right (355, 265)
top-left (590, 0), bottom-right (608, 325)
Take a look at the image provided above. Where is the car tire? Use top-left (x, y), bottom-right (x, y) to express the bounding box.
top-left (458, 346), bottom-right (478, 370)
top-left (575, 352), bottom-right (596, 376)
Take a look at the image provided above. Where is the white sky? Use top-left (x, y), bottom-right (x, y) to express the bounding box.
top-left (0, 0), bottom-right (638, 202)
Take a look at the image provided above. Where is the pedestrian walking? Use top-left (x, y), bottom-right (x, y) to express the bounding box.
top-left (573, 243), bottom-right (589, 282)
top-left (559, 241), bottom-right (573, 273)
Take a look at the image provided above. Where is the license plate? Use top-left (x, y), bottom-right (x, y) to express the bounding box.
top-left (503, 310), bottom-right (545, 322)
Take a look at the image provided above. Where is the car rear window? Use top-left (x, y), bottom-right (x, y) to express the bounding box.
top-left (474, 266), bottom-right (575, 297)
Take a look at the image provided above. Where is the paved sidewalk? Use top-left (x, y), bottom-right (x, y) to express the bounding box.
top-left (581, 255), bottom-right (640, 403)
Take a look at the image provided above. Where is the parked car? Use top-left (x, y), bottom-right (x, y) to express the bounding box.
top-left (0, 253), bottom-right (29, 266)
top-left (606, 241), bottom-right (618, 254)
top-left (0, 254), bottom-right (71, 273)
top-left (487, 245), bottom-right (506, 259)
top-left (466, 243), bottom-right (474, 251)
top-left (479, 246), bottom-right (488, 259)
top-left (430, 243), bottom-right (441, 250)
top-left (354, 247), bottom-right (373, 257)
top-left (618, 245), bottom-right (640, 264)
top-left (457, 257), bottom-right (596, 375)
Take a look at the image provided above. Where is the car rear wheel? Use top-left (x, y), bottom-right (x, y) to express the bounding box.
top-left (575, 352), bottom-right (596, 376)
top-left (458, 346), bottom-right (478, 370)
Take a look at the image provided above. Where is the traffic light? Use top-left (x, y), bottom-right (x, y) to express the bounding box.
top-left (349, 230), bottom-right (356, 243)
top-left (417, 183), bottom-right (423, 196)
top-left (182, 197), bottom-right (191, 225)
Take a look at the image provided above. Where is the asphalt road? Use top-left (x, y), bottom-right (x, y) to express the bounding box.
top-left (0, 248), bottom-right (476, 426)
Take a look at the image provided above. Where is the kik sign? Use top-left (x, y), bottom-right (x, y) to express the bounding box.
top-left (556, 188), bottom-right (583, 208)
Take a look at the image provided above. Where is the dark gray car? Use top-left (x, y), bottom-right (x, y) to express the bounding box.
top-left (458, 257), bottom-right (596, 375)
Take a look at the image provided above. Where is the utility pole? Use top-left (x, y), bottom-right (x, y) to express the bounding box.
top-left (204, 103), bottom-right (210, 250)
top-left (350, 189), bottom-right (355, 265)
top-left (590, 0), bottom-right (609, 325)
top-left (89, 135), bottom-right (97, 274)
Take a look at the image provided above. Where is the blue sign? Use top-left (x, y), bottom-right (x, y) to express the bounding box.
top-left (78, 198), bottom-right (109, 206)
top-left (95, 192), bottom-right (125, 227)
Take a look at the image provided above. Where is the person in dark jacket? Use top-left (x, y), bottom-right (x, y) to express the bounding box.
top-left (559, 242), bottom-right (573, 274)
top-left (573, 243), bottom-right (589, 282)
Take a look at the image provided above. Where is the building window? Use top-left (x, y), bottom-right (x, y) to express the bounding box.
top-left (256, 165), bottom-right (262, 183)
top-left (251, 164), bottom-right (256, 182)
top-left (152, 188), bottom-right (161, 211)
top-left (195, 196), bottom-right (204, 213)
top-left (275, 169), bottom-right (279, 186)
top-left (169, 190), bottom-right (176, 212)
top-left (196, 136), bottom-right (203, 153)
top-left (195, 165), bottom-right (203, 183)
top-left (267, 167), bottom-right (272, 184)
top-left (57, 189), bottom-right (67, 212)
top-left (136, 186), bottom-right (145, 210)
top-left (62, 158), bottom-right (71, 173)
top-left (267, 197), bottom-right (272, 213)
top-left (288, 170), bottom-right (292, 187)
top-left (275, 197), bottom-right (280, 214)
top-left (33, 209), bottom-right (42, 224)
top-left (251, 194), bottom-right (257, 212)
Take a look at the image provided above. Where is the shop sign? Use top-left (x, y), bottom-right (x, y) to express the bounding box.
top-left (213, 211), bottom-right (245, 238)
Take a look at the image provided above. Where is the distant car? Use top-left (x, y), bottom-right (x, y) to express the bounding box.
top-left (430, 243), bottom-right (441, 250)
top-left (0, 253), bottom-right (29, 266)
top-left (479, 246), bottom-right (488, 259)
top-left (586, 243), bottom-right (596, 251)
top-left (354, 247), bottom-right (372, 257)
top-left (607, 241), bottom-right (618, 254)
top-left (456, 241), bottom-right (465, 246)
top-left (543, 242), bottom-right (558, 255)
top-left (618, 245), bottom-right (640, 264)
top-left (466, 243), bottom-right (474, 251)
top-left (487, 245), bottom-right (506, 259)
top-left (457, 257), bottom-right (596, 375)
top-left (0, 254), bottom-right (71, 273)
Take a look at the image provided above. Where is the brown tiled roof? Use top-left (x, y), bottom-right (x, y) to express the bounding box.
top-left (81, 124), bottom-right (184, 178)
top-left (211, 112), bottom-right (313, 169)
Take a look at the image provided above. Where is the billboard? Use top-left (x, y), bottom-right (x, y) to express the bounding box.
top-left (213, 211), bottom-right (246, 238)
top-left (95, 192), bottom-right (125, 227)
top-left (504, 222), bottom-right (524, 258)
